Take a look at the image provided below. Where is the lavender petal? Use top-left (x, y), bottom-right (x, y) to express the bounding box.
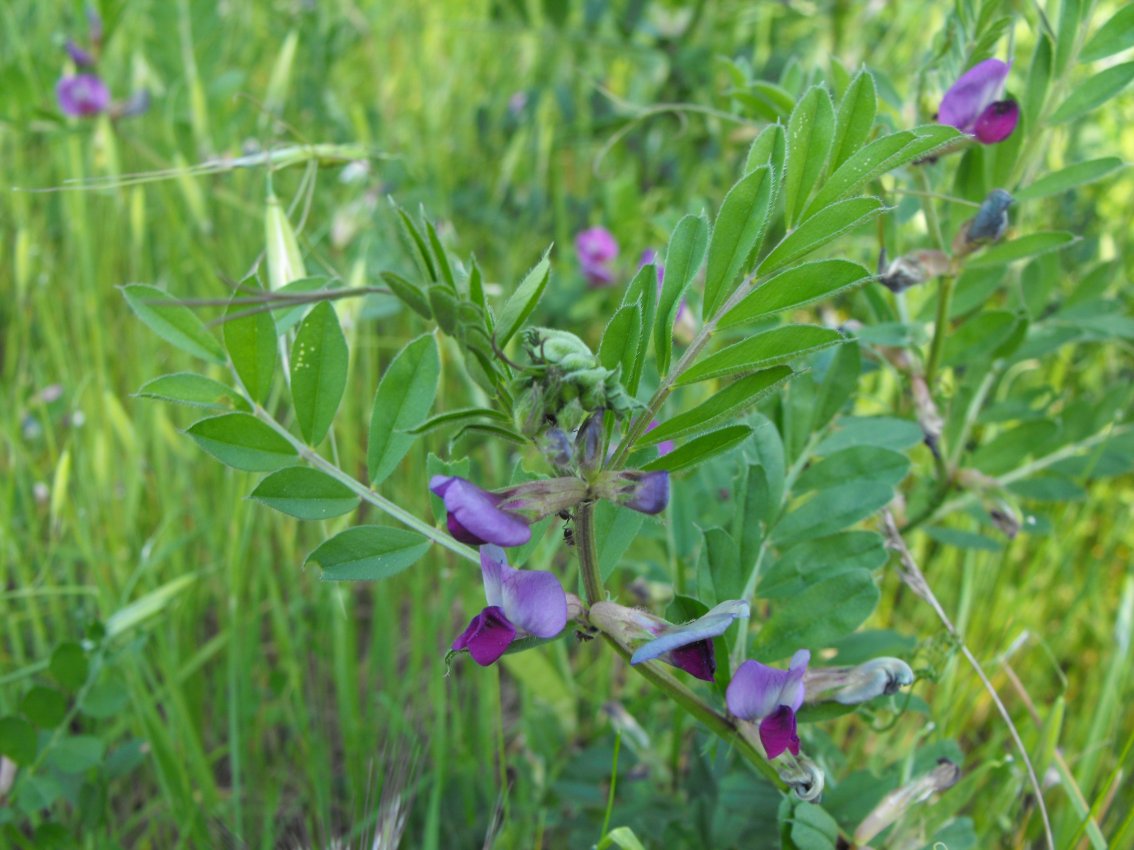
top-left (938, 59), bottom-right (1010, 132)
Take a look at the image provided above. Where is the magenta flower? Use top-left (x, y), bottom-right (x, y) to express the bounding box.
top-left (726, 650), bottom-right (810, 759)
top-left (57, 74), bottom-right (110, 117)
top-left (628, 599), bottom-right (750, 681)
top-left (430, 476), bottom-right (532, 547)
top-left (938, 59), bottom-right (1019, 144)
top-left (452, 545), bottom-right (568, 665)
top-left (576, 226), bottom-right (619, 286)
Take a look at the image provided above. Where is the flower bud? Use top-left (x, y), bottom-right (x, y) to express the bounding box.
top-left (575, 412), bottom-right (604, 474)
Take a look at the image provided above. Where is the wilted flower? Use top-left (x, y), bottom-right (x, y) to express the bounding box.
top-left (938, 59), bottom-right (1019, 144)
top-left (726, 650), bottom-right (810, 759)
top-left (576, 226), bottom-right (618, 286)
top-left (57, 74), bottom-right (110, 117)
top-left (953, 188), bottom-right (1013, 255)
top-left (592, 599), bottom-right (749, 681)
top-left (452, 545), bottom-right (568, 665)
top-left (877, 249), bottom-right (951, 293)
top-left (802, 657), bottom-right (914, 705)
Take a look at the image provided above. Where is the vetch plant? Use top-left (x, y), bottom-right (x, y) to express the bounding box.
top-left (117, 4), bottom-right (1134, 841)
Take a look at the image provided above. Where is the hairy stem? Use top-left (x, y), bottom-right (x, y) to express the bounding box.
top-left (575, 501), bottom-right (604, 605)
top-left (252, 404), bottom-right (479, 564)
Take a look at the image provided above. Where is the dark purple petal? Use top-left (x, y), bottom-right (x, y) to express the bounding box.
top-left (938, 59), bottom-right (1010, 132)
top-left (452, 606), bottom-right (516, 666)
top-left (667, 639), bottom-right (716, 682)
top-left (622, 470), bottom-right (670, 514)
top-left (57, 74), bottom-right (110, 117)
top-left (65, 40), bottom-right (96, 68)
top-left (575, 226), bottom-right (618, 265)
top-left (431, 476), bottom-right (531, 547)
top-left (758, 705), bottom-right (800, 759)
top-left (972, 99), bottom-right (1019, 144)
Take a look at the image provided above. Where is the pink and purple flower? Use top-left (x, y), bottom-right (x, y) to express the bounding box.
top-left (576, 226), bottom-right (619, 287)
top-left (938, 59), bottom-right (1019, 144)
top-left (726, 649), bottom-right (810, 759)
top-left (452, 545), bottom-right (568, 665)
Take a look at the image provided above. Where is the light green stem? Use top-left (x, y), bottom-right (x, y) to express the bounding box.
top-left (252, 405), bottom-right (479, 564)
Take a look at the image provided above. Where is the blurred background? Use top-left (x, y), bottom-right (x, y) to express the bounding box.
top-left (2, 0), bottom-right (1133, 847)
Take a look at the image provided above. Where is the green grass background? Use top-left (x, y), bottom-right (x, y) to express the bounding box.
top-left (3, 0), bottom-right (1133, 847)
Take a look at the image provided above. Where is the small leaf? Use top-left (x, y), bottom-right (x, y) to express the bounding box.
top-left (367, 334), bottom-right (441, 485)
top-left (772, 481), bottom-right (894, 544)
top-left (599, 302), bottom-right (643, 381)
top-left (50, 642), bottom-right (88, 691)
top-left (135, 372), bottom-right (247, 410)
top-left (783, 86), bottom-right (836, 226)
top-left (758, 197), bottom-right (885, 275)
top-left (656, 214), bottom-right (710, 375)
top-left (795, 446), bottom-right (910, 491)
top-left (224, 292), bottom-right (278, 404)
top-left (122, 284), bottom-right (225, 363)
top-left (595, 502), bottom-right (647, 581)
top-left (620, 265), bottom-right (658, 393)
top-left (703, 166), bottom-right (775, 318)
top-left (752, 569), bottom-right (880, 660)
top-left (759, 531), bottom-right (887, 599)
top-left (188, 412), bottom-right (297, 471)
top-left (0, 715), bottom-right (37, 765)
top-left (250, 467), bottom-right (360, 519)
top-left (496, 252), bottom-right (551, 347)
top-left (641, 367), bottom-right (791, 446)
top-left (678, 326), bottom-right (844, 385)
top-left (381, 270), bottom-right (432, 320)
top-left (269, 277), bottom-right (333, 333)
top-left (1081, 6), bottom-right (1134, 61)
top-left (1015, 158), bottom-right (1127, 201)
top-left (307, 526), bottom-right (431, 581)
top-left (1049, 61), bottom-right (1134, 123)
top-left (967, 232), bottom-right (1077, 268)
top-left (815, 416), bottom-right (924, 454)
top-left (81, 673), bottom-right (129, 719)
top-left (700, 527), bottom-right (743, 605)
top-left (744, 122), bottom-right (786, 175)
top-left (290, 302), bottom-right (349, 446)
top-left (21, 687), bottom-right (68, 728)
top-left (790, 801), bottom-right (841, 850)
top-left (719, 260), bottom-right (871, 329)
top-left (829, 69), bottom-right (877, 170)
top-left (44, 735), bottom-right (105, 774)
top-left (405, 407), bottom-right (510, 436)
top-left (641, 425), bottom-right (753, 473)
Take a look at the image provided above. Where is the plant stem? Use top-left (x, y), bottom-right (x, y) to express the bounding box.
top-left (575, 501), bottom-right (604, 605)
top-left (252, 405), bottom-right (479, 564)
top-left (574, 502), bottom-right (786, 789)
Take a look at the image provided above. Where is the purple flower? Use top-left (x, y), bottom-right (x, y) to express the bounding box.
top-left (57, 74), bottom-right (110, 117)
top-left (576, 226), bottom-right (618, 287)
top-left (430, 476), bottom-right (532, 548)
top-left (452, 545), bottom-right (568, 665)
top-left (620, 470), bottom-right (670, 513)
top-left (938, 59), bottom-right (1019, 144)
top-left (726, 650), bottom-right (810, 759)
top-left (628, 599), bottom-right (750, 681)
